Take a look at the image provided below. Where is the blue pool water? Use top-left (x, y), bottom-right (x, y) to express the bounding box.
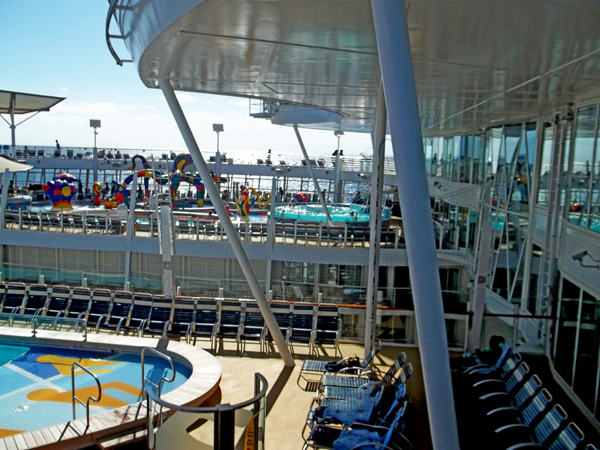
top-left (0, 345), bottom-right (29, 367)
top-left (0, 344), bottom-right (191, 435)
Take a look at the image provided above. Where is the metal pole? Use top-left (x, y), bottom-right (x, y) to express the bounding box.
top-left (93, 128), bottom-right (99, 182)
top-left (334, 134), bottom-right (342, 202)
top-left (215, 132), bottom-right (222, 177)
top-left (292, 125), bottom-right (333, 223)
top-left (364, 81), bottom-right (386, 357)
top-left (371, 1), bottom-right (460, 448)
top-left (158, 78), bottom-right (294, 367)
top-left (470, 184), bottom-right (492, 349)
top-left (10, 94), bottom-right (16, 156)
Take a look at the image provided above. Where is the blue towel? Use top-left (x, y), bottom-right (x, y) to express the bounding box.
top-left (333, 429), bottom-right (383, 450)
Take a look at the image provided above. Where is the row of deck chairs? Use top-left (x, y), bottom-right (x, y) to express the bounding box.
top-left (456, 341), bottom-right (598, 450)
top-left (4, 211), bottom-right (122, 234)
top-left (0, 282), bottom-right (340, 356)
top-left (301, 344), bottom-right (414, 449)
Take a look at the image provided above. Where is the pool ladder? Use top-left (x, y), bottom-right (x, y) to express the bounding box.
top-left (71, 362), bottom-right (102, 430)
top-left (141, 347), bottom-right (176, 426)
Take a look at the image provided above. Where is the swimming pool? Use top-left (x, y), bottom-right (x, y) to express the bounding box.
top-left (0, 344), bottom-right (191, 437)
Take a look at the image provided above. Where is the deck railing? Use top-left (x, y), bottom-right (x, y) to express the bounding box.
top-left (146, 372), bottom-right (267, 450)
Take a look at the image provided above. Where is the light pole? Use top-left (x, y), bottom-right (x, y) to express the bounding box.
top-left (213, 123), bottom-right (224, 172)
top-left (334, 130), bottom-right (344, 203)
top-left (90, 119), bottom-right (101, 182)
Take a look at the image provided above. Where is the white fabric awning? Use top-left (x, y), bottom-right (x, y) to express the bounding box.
top-left (0, 156), bottom-right (32, 172)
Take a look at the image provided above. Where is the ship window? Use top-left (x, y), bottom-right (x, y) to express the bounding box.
top-left (573, 290), bottom-right (600, 412)
top-left (537, 123), bottom-right (554, 205)
top-left (554, 278), bottom-right (581, 385)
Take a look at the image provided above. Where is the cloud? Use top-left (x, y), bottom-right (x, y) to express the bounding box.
top-left (176, 93), bottom-right (197, 103)
top-left (230, 99), bottom-right (248, 107)
top-left (60, 87), bottom-right (69, 92)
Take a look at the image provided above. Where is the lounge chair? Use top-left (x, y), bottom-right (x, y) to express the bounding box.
top-left (102, 290), bottom-right (133, 334)
top-left (297, 341), bottom-right (382, 391)
top-left (239, 301), bottom-right (267, 353)
top-left (23, 284), bottom-right (49, 315)
top-left (144, 296), bottom-right (173, 338)
top-left (88, 289), bottom-right (112, 330)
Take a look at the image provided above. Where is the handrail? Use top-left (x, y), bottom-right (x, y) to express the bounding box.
top-left (106, 0), bottom-right (133, 66)
top-left (141, 347), bottom-right (176, 400)
top-left (71, 362), bottom-right (102, 429)
top-left (146, 372), bottom-right (268, 413)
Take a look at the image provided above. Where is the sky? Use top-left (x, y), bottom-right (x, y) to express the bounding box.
top-left (0, 1), bottom-right (375, 159)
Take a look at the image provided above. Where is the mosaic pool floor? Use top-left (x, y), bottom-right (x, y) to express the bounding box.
top-left (0, 344), bottom-right (190, 437)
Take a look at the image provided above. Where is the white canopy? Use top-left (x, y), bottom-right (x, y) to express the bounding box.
top-left (0, 156), bottom-right (33, 172)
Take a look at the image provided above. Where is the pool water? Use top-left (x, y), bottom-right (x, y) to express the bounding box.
top-left (0, 344), bottom-right (191, 436)
top-left (0, 345), bottom-right (29, 367)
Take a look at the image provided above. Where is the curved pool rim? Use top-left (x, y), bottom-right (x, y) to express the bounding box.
top-left (0, 329), bottom-right (221, 449)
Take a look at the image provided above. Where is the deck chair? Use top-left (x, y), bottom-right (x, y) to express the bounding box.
top-left (1, 282), bottom-right (27, 314)
top-left (298, 341), bottom-right (383, 391)
top-left (330, 397), bottom-right (408, 450)
top-left (482, 374), bottom-right (544, 418)
top-left (102, 290), bottom-right (133, 334)
top-left (125, 293), bottom-right (153, 336)
top-left (472, 361), bottom-right (531, 399)
top-left (67, 288), bottom-right (91, 320)
top-left (46, 285), bottom-right (71, 317)
top-left (311, 305), bottom-right (340, 357)
top-left (289, 302), bottom-right (316, 354)
top-left (499, 404), bottom-right (568, 449)
top-left (145, 296), bottom-right (173, 338)
top-left (23, 284), bottom-right (49, 315)
top-left (481, 371), bottom-right (541, 407)
top-left (546, 423), bottom-right (585, 450)
top-left (321, 353), bottom-right (407, 401)
top-left (239, 301), bottom-right (267, 353)
top-left (170, 297), bottom-right (196, 343)
top-left (464, 340), bottom-right (513, 376)
top-left (88, 289), bottom-right (113, 330)
top-left (215, 300), bottom-right (243, 351)
top-left (303, 395), bottom-right (408, 450)
top-left (492, 388), bottom-right (553, 439)
top-left (264, 302), bottom-right (292, 348)
top-left (191, 299), bottom-right (218, 350)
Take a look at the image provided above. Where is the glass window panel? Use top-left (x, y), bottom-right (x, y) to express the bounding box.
top-left (569, 104), bottom-right (598, 228)
top-left (560, 122), bottom-right (572, 212)
top-left (555, 278), bottom-right (581, 385)
top-left (473, 135), bottom-right (483, 184)
top-left (590, 105), bottom-right (600, 233)
top-left (573, 291), bottom-right (600, 411)
top-left (537, 123), bottom-right (554, 205)
top-left (526, 244), bottom-right (542, 314)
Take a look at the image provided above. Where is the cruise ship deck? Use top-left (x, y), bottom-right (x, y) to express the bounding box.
top-left (1, 0), bottom-right (600, 449)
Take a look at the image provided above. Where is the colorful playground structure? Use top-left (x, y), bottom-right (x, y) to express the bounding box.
top-left (103, 154), bottom-right (226, 209)
top-left (42, 173), bottom-right (78, 210)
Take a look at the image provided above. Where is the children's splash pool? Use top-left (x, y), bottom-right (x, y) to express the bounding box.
top-left (0, 343), bottom-right (191, 437)
top-left (274, 203), bottom-right (391, 226)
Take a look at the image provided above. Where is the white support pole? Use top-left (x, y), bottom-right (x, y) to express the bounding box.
top-left (470, 184), bottom-right (492, 349)
top-left (293, 125), bottom-right (333, 224)
top-left (10, 94), bottom-right (16, 156)
top-left (158, 79), bottom-right (294, 367)
top-left (364, 82), bottom-right (386, 357)
top-left (371, 1), bottom-right (460, 448)
top-left (265, 176), bottom-right (278, 295)
top-left (126, 173), bottom-right (138, 240)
